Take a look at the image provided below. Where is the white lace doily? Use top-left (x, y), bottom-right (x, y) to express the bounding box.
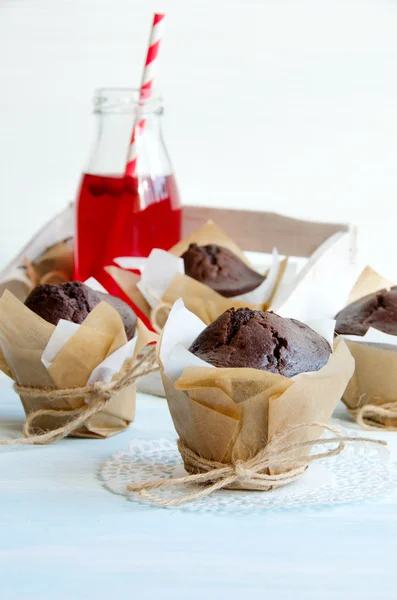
top-left (100, 434), bottom-right (397, 512)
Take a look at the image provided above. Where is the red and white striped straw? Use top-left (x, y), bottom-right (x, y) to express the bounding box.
top-left (125, 12), bottom-right (166, 177)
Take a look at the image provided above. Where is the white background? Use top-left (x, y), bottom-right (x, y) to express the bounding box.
top-left (1, 0), bottom-right (397, 277)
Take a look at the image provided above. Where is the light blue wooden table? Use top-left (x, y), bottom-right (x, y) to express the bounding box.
top-left (0, 374), bottom-right (396, 600)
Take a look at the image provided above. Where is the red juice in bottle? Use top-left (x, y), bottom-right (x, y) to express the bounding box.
top-left (75, 173), bottom-right (181, 294)
top-left (74, 88), bottom-right (182, 296)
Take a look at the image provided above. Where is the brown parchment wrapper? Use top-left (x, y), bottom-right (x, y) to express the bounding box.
top-left (340, 267), bottom-right (397, 426)
top-left (347, 266), bottom-right (393, 305)
top-left (159, 338), bottom-right (354, 482)
top-left (25, 237), bottom-right (74, 288)
top-left (169, 221), bottom-right (253, 266)
top-left (0, 290), bottom-right (156, 438)
top-left (0, 218), bottom-right (75, 302)
top-left (105, 266), bottom-right (152, 320)
top-left (106, 221), bottom-right (288, 327)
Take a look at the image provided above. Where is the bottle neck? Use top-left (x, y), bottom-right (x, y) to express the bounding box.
top-left (86, 110), bottom-right (172, 178)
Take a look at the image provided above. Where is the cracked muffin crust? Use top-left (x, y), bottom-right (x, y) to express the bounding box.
top-left (189, 307), bottom-right (331, 377)
top-left (181, 243), bottom-right (264, 298)
top-left (335, 287), bottom-right (397, 336)
top-left (25, 281), bottom-right (137, 340)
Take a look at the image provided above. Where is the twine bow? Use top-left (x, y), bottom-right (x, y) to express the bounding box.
top-left (348, 401), bottom-right (397, 431)
top-left (127, 423), bottom-right (387, 507)
top-left (1, 346), bottom-right (159, 446)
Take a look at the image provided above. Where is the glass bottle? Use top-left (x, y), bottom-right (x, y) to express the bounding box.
top-left (74, 87), bottom-right (182, 294)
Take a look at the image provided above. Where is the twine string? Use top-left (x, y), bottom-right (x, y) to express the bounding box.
top-left (348, 401), bottom-right (397, 431)
top-left (127, 423), bottom-right (387, 507)
top-left (1, 346), bottom-right (159, 446)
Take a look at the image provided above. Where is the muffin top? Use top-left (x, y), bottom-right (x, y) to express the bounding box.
top-left (25, 281), bottom-right (137, 340)
top-left (189, 307), bottom-right (331, 378)
top-left (335, 286), bottom-right (397, 337)
top-left (181, 243), bottom-right (264, 298)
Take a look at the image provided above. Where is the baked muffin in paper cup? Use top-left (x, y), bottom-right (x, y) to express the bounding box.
top-left (156, 299), bottom-right (354, 487)
top-left (0, 286), bottom-right (156, 439)
top-left (105, 221), bottom-right (287, 330)
top-left (107, 221), bottom-right (356, 336)
top-left (335, 267), bottom-right (397, 429)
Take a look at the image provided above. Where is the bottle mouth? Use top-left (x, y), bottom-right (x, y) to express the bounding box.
top-left (93, 87), bottom-right (163, 115)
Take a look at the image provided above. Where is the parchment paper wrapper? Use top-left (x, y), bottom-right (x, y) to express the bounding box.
top-left (0, 204), bottom-right (75, 301)
top-left (0, 290), bottom-right (156, 438)
top-left (106, 221), bottom-right (287, 329)
top-left (0, 237), bottom-right (74, 302)
top-left (271, 231), bottom-right (357, 322)
top-left (24, 237), bottom-right (74, 288)
top-left (158, 300), bottom-right (354, 486)
top-left (338, 267), bottom-right (397, 428)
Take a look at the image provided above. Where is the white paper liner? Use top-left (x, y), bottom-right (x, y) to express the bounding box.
top-left (161, 299), bottom-right (336, 383)
top-left (137, 250), bottom-right (184, 309)
top-left (87, 336), bottom-right (138, 385)
top-left (41, 320), bottom-right (80, 369)
top-left (84, 277), bottom-right (108, 294)
top-left (271, 232), bottom-right (358, 322)
top-left (231, 248), bottom-right (280, 304)
top-left (306, 318), bottom-right (336, 348)
top-left (114, 257), bottom-right (148, 272)
top-left (341, 327), bottom-right (397, 350)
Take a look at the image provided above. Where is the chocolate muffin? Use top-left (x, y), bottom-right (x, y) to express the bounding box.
top-left (25, 281), bottom-right (137, 340)
top-left (189, 307), bottom-right (331, 378)
top-left (335, 286), bottom-right (397, 336)
top-left (181, 243), bottom-right (264, 298)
